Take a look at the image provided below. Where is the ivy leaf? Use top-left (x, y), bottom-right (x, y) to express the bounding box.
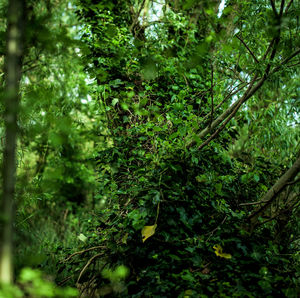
top-left (141, 224), bottom-right (157, 242)
top-left (213, 244), bottom-right (232, 259)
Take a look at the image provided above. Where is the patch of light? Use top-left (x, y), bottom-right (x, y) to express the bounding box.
top-left (151, 0), bottom-right (164, 22)
top-left (81, 99), bottom-right (88, 104)
top-left (85, 77), bottom-right (95, 85)
top-left (218, 0), bottom-right (226, 18)
top-left (24, 77), bottom-right (30, 84)
top-left (87, 95), bottom-right (92, 102)
top-left (234, 28), bottom-right (240, 35)
top-left (41, 111), bottom-right (45, 116)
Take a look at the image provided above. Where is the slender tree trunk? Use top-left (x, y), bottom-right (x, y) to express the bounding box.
top-left (0, 0), bottom-right (26, 284)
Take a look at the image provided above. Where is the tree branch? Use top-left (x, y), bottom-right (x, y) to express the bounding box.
top-left (186, 73), bottom-right (258, 148)
top-left (187, 20), bottom-right (282, 149)
top-left (271, 48), bottom-right (300, 74)
top-left (247, 156), bottom-right (300, 231)
top-left (286, 177), bottom-right (300, 186)
top-left (209, 62), bottom-right (214, 129)
top-left (236, 35), bottom-right (259, 63)
top-left (279, 0), bottom-right (285, 17)
top-left (202, 82), bottom-right (248, 122)
top-left (270, 0), bottom-right (278, 17)
top-left (77, 252), bottom-right (105, 284)
top-left (197, 75), bottom-right (260, 150)
top-left (63, 245), bottom-right (106, 263)
top-left (130, 0), bottom-right (147, 32)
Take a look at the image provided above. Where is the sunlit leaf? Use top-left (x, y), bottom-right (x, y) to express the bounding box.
top-left (213, 244), bottom-right (232, 259)
top-left (78, 233), bottom-right (87, 242)
top-left (141, 224), bottom-right (157, 242)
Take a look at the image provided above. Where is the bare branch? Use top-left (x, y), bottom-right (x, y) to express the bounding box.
top-left (77, 252), bottom-right (105, 284)
top-left (63, 245), bottom-right (106, 263)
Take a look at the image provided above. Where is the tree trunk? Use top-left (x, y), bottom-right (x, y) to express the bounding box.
top-left (0, 0), bottom-right (26, 284)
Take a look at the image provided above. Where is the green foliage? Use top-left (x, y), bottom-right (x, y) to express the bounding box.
top-left (0, 268), bottom-right (77, 298)
top-left (57, 0), bottom-right (300, 296)
top-left (0, 0), bottom-right (299, 297)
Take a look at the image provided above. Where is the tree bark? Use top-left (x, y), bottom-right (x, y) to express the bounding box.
top-left (0, 0), bottom-right (26, 284)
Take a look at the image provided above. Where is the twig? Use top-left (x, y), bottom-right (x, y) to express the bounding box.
top-left (286, 177), bottom-right (300, 186)
top-left (198, 75), bottom-right (258, 150)
top-left (77, 252), bottom-right (105, 284)
top-left (197, 30), bottom-right (281, 150)
top-left (130, 0), bottom-right (146, 32)
top-left (63, 246), bottom-right (106, 263)
top-left (57, 275), bottom-right (73, 286)
top-left (228, 67), bottom-right (246, 83)
top-left (271, 48), bottom-right (300, 74)
top-left (285, 0), bottom-right (293, 14)
top-left (205, 216), bottom-right (227, 242)
top-left (236, 35), bottom-right (259, 63)
top-left (239, 201), bottom-right (267, 206)
top-left (259, 214), bottom-right (279, 226)
top-left (209, 62), bottom-right (214, 129)
top-left (286, 62), bottom-right (300, 68)
top-left (182, 73), bottom-right (189, 87)
top-left (262, 38), bottom-right (275, 60)
top-left (202, 82), bottom-right (248, 121)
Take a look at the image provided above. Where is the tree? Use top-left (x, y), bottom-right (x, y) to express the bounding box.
top-left (0, 0), bottom-right (298, 296)
top-left (0, 0), bottom-right (26, 284)
top-left (61, 0), bottom-right (300, 296)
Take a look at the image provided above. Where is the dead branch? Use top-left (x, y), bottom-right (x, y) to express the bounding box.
top-left (77, 252), bottom-right (105, 284)
top-left (63, 245), bottom-right (106, 263)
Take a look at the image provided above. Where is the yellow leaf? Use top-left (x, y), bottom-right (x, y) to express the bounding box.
top-left (141, 224), bottom-right (157, 242)
top-left (122, 233), bottom-right (128, 244)
top-left (213, 244), bottom-right (232, 259)
top-left (184, 289), bottom-right (193, 297)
